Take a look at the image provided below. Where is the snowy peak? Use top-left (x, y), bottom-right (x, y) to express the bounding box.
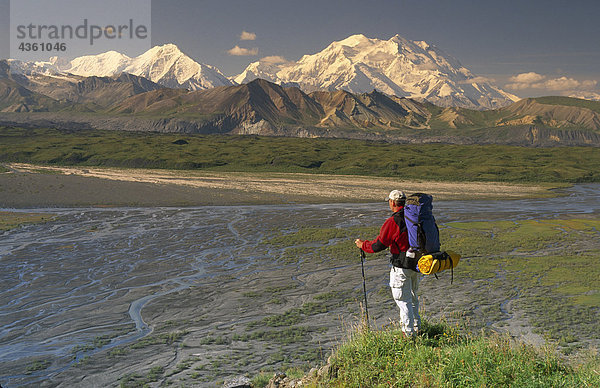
top-left (9, 44), bottom-right (234, 91)
top-left (6, 58), bottom-right (68, 77)
top-left (67, 51), bottom-right (132, 77)
top-left (138, 43), bottom-right (182, 57)
top-left (65, 44), bottom-right (234, 90)
top-left (233, 56), bottom-right (292, 85)
top-left (235, 34), bottom-right (519, 109)
top-left (334, 33), bottom-right (374, 48)
top-left (6, 36), bottom-right (521, 109)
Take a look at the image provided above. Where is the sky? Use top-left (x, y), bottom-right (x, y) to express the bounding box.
top-left (1, 0), bottom-right (599, 99)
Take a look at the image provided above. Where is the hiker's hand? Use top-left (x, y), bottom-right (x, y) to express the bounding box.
top-left (355, 239), bottom-right (364, 249)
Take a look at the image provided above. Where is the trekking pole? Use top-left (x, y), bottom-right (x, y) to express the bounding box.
top-left (359, 249), bottom-right (369, 327)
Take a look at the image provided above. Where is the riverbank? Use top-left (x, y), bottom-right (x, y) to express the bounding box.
top-left (0, 163), bottom-right (561, 208)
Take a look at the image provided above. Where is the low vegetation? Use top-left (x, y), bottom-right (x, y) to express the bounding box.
top-left (441, 219), bottom-right (600, 343)
top-left (230, 215), bottom-right (600, 387)
top-left (25, 359), bottom-right (51, 374)
top-left (1, 127), bottom-right (600, 182)
top-left (311, 320), bottom-right (600, 387)
top-left (272, 218), bottom-right (600, 346)
top-left (129, 331), bottom-right (188, 349)
top-left (119, 366), bottom-right (164, 388)
top-left (0, 211), bottom-right (53, 231)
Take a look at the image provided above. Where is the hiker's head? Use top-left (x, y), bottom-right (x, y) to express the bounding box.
top-left (387, 190), bottom-right (406, 208)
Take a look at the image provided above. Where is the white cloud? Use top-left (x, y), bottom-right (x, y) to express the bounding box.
top-left (506, 72), bottom-right (545, 90)
top-left (581, 80), bottom-right (598, 89)
top-left (509, 72), bottom-right (545, 84)
top-left (240, 31), bottom-right (256, 41)
top-left (259, 55), bottom-right (291, 65)
top-left (506, 72), bottom-right (598, 92)
top-left (227, 45), bottom-right (258, 56)
top-left (543, 77), bottom-right (581, 91)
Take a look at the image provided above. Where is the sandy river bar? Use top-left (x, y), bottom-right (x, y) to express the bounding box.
top-left (0, 163), bottom-right (560, 208)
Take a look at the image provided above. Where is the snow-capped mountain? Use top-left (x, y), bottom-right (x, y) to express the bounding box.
top-left (235, 34), bottom-right (519, 109)
top-left (7, 44), bottom-right (234, 91)
top-left (234, 56), bottom-right (290, 85)
top-left (5, 37), bottom-right (520, 108)
top-left (6, 56), bottom-right (70, 76)
top-left (64, 44), bottom-right (234, 90)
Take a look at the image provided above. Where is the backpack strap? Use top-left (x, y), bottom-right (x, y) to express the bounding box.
top-left (390, 210), bottom-right (407, 257)
top-left (390, 210), bottom-right (418, 270)
top-left (392, 210), bottom-right (407, 233)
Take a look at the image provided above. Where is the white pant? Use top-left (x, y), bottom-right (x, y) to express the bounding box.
top-left (390, 267), bottom-right (421, 336)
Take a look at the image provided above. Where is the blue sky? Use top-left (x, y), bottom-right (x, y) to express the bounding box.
top-left (2, 0), bottom-right (599, 98)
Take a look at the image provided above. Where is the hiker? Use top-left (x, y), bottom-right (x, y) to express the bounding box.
top-left (354, 189), bottom-right (421, 337)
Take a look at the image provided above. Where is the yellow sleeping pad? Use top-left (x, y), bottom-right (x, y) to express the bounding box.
top-left (418, 250), bottom-right (461, 275)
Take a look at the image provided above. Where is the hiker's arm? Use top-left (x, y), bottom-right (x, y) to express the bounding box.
top-left (356, 219), bottom-right (393, 253)
top-left (361, 238), bottom-right (387, 253)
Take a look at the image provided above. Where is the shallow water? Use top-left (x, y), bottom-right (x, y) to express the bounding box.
top-left (1, 184), bottom-right (599, 386)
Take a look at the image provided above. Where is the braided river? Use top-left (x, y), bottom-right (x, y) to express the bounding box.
top-left (1, 184), bottom-right (599, 386)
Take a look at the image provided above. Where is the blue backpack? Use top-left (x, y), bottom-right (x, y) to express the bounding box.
top-left (404, 193), bottom-right (440, 255)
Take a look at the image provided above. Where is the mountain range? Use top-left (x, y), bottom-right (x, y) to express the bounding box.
top-left (1, 71), bottom-right (599, 146)
top-left (1, 36), bottom-right (600, 146)
top-left (5, 35), bottom-right (521, 110)
top-left (7, 44), bottom-right (234, 92)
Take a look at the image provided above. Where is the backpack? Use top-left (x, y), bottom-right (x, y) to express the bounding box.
top-left (403, 193), bottom-right (440, 254)
top-left (404, 193), bottom-right (461, 282)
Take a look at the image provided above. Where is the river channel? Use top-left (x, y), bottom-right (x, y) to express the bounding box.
top-left (1, 184), bottom-right (599, 386)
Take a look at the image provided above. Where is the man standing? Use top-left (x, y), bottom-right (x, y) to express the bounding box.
top-left (354, 189), bottom-right (421, 337)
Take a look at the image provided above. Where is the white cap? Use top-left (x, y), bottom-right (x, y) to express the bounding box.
top-left (386, 189), bottom-right (406, 202)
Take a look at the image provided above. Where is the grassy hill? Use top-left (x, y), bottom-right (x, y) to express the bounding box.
top-left (534, 96), bottom-right (600, 114)
top-left (271, 320), bottom-right (600, 387)
top-left (426, 96), bottom-right (600, 133)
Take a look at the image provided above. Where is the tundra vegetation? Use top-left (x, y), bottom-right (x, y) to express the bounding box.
top-left (114, 216), bottom-right (599, 385)
top-left (1, 127), bottom-right (599, 182)
top-left (0, 211), bottom-right (53, 230)
top-left (248, 218), bottom-right (600, 387)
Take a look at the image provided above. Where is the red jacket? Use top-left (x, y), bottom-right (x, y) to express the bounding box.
top-left (362, 209), bottom-right (409, 255)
